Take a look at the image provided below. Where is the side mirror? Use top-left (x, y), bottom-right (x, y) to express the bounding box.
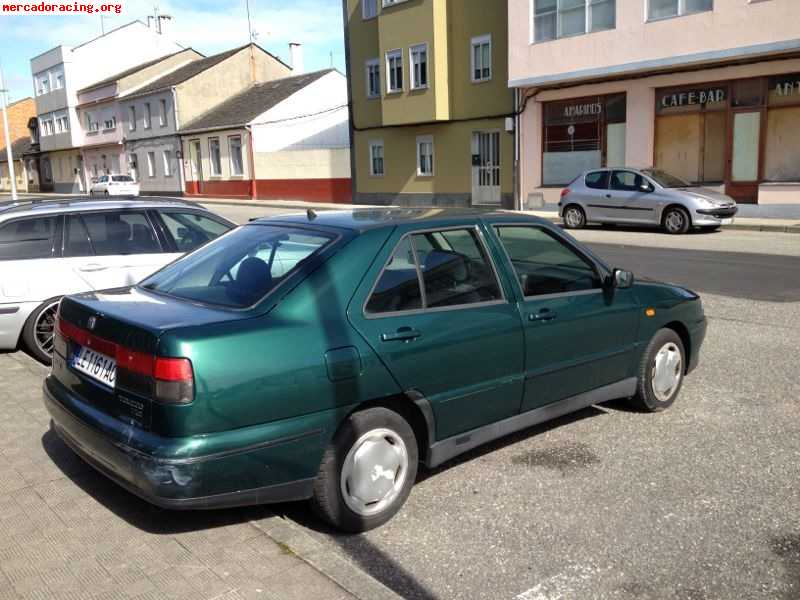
top-left (639, 183), bottom-right (653, 193)
top-left (613, 268), bottom-right (634, 289)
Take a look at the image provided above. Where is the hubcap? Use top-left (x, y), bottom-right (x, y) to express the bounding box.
top-left (340, 428), bottom-right (408, 517)
top-left (652, 342), bottom-right (682, 402)
top-left (34, 301), bottom-right (60, 356)
top-left (565, 208), bottom-right (583, 228)
top-left (665, 211), bottom-right (684, 232)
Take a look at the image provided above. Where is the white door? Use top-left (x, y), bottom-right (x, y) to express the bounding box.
top-left (472, 131), bottom-right (501, 205)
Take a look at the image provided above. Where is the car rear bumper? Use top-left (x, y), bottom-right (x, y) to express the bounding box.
top-left (43, 375), bottom-right (320, 509)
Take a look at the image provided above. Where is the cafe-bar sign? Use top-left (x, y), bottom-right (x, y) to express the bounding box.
top-left (660, 87), bottom-right (726, 109)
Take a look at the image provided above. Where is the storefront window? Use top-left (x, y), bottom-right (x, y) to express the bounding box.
top-left (765, 74), bottom-right (800, 182)
top-left (542, 93), bottom-right (625, 186)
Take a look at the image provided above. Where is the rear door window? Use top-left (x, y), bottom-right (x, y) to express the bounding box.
top-left (0, 216), bottom-right (59, 260)
top-left (159, 211), bottom-right (233, 252)
top-left (64, 215), bottom-right (93, 257)
top-left (365, 237), bottom-right (423, 314)
top-left (585, 171), bottom-right (610, 190)
top-left (81, 211), bottom-right (161, 255)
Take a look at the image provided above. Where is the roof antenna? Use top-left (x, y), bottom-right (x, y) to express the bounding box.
top-left (307, 208), bottom-right (317, 221)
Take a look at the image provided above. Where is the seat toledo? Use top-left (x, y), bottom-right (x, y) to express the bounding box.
top-left (44, 209), bottom-right (707, 532)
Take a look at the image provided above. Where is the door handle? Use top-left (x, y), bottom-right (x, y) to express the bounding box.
top-left (381, 327), bottom-right (422, 342)
top-left (605, 194), bottom-right (612, 198)
top-left (78, 264), bottom-right (108, 273)
top-left (529, 309), bottom-right (557, 322)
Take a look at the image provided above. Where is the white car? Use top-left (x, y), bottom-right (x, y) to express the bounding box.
top-left (89, 174), bottom-right (140, 197)
top-left (0, 197), bottom-right (234, 363)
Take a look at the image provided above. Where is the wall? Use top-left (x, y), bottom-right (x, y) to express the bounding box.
top-left (182, 128), bottom-right (251, 196)
top-left (519, 56), bottom-right (800, 202)
top-left (44, 149), bottom-right (85, 193)
top-left (127, 136), bottom-right (183, 194)
top-left (77, 99), bottom-right (122, 148)
top-left (175, 47), bottom-right (292, 126)
top-left (0, 98), bottom-right (35, 151)
top-left (509, 0), bottom-right (800, 86)
top-left (0, 160), bottom-right (28, 192)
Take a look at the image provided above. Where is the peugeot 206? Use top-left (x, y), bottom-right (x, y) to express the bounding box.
top-left (44, 209), bottom-right (706, 532)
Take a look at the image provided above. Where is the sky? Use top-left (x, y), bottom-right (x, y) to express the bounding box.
top-left (0, 0), bottom-right (346, 103)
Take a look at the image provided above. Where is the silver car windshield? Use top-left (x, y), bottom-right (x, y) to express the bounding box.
top-left (641, 169), bottom-right (690, 188)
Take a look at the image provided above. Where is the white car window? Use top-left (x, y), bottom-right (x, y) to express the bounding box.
top-left (0, 216), bottom-right (59, 260)
top-left (81, 212), bottom-right (161, 255)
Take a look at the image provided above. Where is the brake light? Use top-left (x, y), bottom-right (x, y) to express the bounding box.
top-left (560, 188), bottom-right (571, 199)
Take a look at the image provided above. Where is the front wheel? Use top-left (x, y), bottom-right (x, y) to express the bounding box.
top-left (563, 205), bottom-right (587, 230)
top-left (663, 207), bottom-right (691, 234)
top-left (311, 407), bottom-right (418, 533)
top-left (628, 328), bottom-right (686, 412)
top-left (22, 297), bottom-right (61, 365)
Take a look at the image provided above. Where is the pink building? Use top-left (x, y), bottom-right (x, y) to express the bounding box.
top-left (509, 0), bottom-right (800, 205)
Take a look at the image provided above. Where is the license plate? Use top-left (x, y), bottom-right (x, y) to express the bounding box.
top-left (71, 345), bottom-right (117, 388)
top-left (720, 218), bottom-right (733, 225)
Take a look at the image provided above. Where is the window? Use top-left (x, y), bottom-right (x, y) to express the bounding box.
top-left (585, 170), bottom-right (610, 189)
top-left (159, 99), bottom-right (168, 127)
top-left (366, 228), bottom-right (502, 314)
top-left (163, 150), bottom-right (173, 177)
top-left (533, 0), bottom-right (615, 42)
top-left (416, 136), bottom-right (434, 176)
top-left (228, 136), bottom-right (244, 176)
top-left (39, 75), bottom-right (50, 95)
top-left (0, 216), bottom-right (58, 260)
top-left (55, 114), bottom-right (69, 133)
top-left (366, 59), bottom-right (381, 98)
top-left (54, 73), bottom-right (64, 90)
top-left (495, 226), bottom-right (600, 296)
top-left (103, 117), bottom-right (116, 130)
top-left (410, 44), bottom-right (428, 89)
top-left (363, 0), bottom-right (377, 19)
top-left (140, 225), bottom-right (334, 308)
top-left (471, 35), bottom-right (492, 82)
top-left (64, 215), bottom-right (93, 258)
top-left (386, 49), bottom-right (403, 93)
top-left (648, 0), bottom-right (712, 21)
top-left (129, 106), bottom-right (137, 131)
top-left (369, 140), bottom-right (384, 176)
top-left (209, 138), bottom-right (222, 176)
top-left (81, 211), bottom-right (161, 256)
top-left (160, 211), bottom-right (233, 252)
top-left (85, 112), bottom-right (97, 132)
top-left (144, 103), bottom-right (152, 129)
top-left (365, 237), bottom-right (422, 313)
top-left (610, 170), bottom-right (650, 192)
top-left (147, 151), bottom-right (156, 177)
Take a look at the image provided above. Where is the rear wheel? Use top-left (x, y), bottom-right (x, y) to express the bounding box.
top-left (628, 328), bottom-right (685, 412)
top-left (563, 205), bottom-right (587, 230)
top-left (311, 407), bottom-right (418, 533)
top-left (22, 297), bottom-right (61, 365)
top-left (663, 207), bottom-right (691, 234)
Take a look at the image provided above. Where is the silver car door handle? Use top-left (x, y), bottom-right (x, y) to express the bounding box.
top-left (78, 264), bottom-right (108, 272)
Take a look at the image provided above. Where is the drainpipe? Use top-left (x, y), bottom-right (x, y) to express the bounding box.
top-left (246, 124), bottom-right (257, 200)
top-left (172, 87), bottom-right (186, 195)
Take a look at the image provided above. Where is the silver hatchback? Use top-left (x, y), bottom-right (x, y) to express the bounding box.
top-left (558, 168), bottom-right (738, 234)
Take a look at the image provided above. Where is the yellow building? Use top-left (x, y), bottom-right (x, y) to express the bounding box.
top-left (344, 0), bottom-right (514, 207)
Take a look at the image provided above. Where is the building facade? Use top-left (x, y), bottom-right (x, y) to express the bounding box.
top-left (510, 0), bottom-right (800, 205)
top-left (29, 20), bottom-right (185, 192)
top-left (121, 44), bottom-right (292, 195)
top-left (344, 0), bottom-right (514, 207)
top-left (0, 97), bottom-right (36, 192)
top-left (180, 69), bottom-right (351, 202)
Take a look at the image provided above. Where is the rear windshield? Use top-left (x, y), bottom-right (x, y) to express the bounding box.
top-left (140, 224), bottom-right (335, 308)
top-left (112, 175), bottom-right (134, 182)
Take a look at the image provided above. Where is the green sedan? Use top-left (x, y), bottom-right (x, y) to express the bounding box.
top-left (44, 209), bottom-right (706, 532)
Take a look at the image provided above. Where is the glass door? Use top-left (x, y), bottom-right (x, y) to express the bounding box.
top-left (471, 131), bottom-right (501, 205)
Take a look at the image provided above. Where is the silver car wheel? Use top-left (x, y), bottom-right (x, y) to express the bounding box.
top-left (34, 301), bottom-right (60, 356)
top-left (652, 342), bottom-right (682, 402)
top-left (664, 210), bottom-right (685, 233)
top-left (564, 207), bottom-right (585, 228)
top-left (340, 427), bottom-right (409, 517)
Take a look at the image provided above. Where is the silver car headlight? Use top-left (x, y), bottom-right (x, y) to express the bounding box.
top-left (695, 198), bottom-right (715, 208)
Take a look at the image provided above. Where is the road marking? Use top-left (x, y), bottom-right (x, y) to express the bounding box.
top-left (514, 565), bottom-right (602, 600)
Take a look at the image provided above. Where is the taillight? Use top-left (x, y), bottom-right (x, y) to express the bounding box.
top-left (560, 188), bottom-right (571, 199)
top-left (53, 314), bottom-right (68, 357)
top-left (153, 357), bottom-right (194, 405)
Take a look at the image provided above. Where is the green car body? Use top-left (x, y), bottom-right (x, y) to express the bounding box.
top-left (43, 209), bottom-right (706, 519)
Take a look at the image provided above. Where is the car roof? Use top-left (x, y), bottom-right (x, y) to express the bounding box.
top-left (257, 207), bottom-right (552, 233)
top-left (0, 196), bottom-right (209, 219)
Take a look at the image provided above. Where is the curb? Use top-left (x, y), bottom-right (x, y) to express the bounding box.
top-left (252, 517), bottom-right (403, 600)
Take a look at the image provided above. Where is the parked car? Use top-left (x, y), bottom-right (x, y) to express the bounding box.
top-left (559, 168), bottom-right (738, 234)
top-left (89, 174), bottom-right (140, 198)
top-left (44, 209), bottom-right (706, 532)
top-left (0, 197), bottom-right (234, 364)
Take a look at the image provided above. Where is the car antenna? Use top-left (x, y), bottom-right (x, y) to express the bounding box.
top-left (307, 208), bottom-right (317, 221)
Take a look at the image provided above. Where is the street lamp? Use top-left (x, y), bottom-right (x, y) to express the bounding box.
top-left (0, 64), bottom-right (18, 201)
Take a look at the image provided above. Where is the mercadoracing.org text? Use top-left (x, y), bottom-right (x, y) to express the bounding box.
top-left (2, 2), bottom-right (122, 14)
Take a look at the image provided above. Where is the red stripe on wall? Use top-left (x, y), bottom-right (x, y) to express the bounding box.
top-left (185, 178), bottom-right (352, 203)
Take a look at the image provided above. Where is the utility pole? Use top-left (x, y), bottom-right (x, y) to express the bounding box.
top-left (0, 64), bottom-right (18, 201)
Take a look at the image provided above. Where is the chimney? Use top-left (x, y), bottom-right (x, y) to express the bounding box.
top-left (289, 43), bottom-right (304, 74)
top-left (156, 14), bottom-right (172, 36)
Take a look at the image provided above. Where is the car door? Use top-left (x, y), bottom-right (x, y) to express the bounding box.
top-left (608, 170), bottom-right (658, 224)
top-left (489, 223), bottom-right (640, 413)
top-left (61, 210), bottom-right (172, 290)
top-left (349, 225), bottom-right (525, 441)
